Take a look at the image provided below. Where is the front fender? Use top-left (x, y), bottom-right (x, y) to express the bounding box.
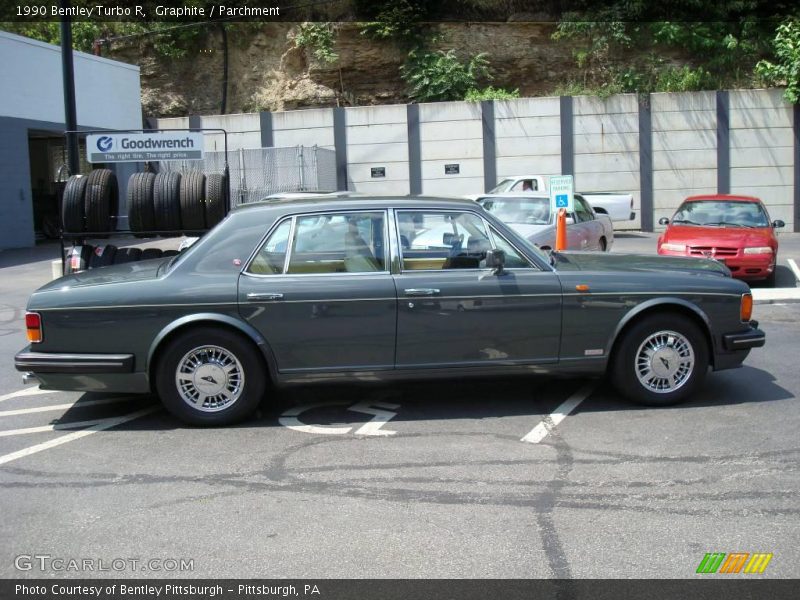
top-left (604, 297), bottom-right (712, 357)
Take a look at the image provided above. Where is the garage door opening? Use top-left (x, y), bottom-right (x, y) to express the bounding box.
top-left (27, 130), bottom-right (91, 240)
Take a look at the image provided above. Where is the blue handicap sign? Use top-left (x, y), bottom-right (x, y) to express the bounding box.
top-left (555, 194), bottom-right (569, 208)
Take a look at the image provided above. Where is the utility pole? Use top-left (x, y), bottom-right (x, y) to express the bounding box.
top-left (60, 0), bottom-right (80, 175)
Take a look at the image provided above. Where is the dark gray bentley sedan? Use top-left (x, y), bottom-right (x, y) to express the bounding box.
top-left (16, 197), bottom-right (765, 425)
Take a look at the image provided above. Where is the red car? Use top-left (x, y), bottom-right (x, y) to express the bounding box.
top-left (657, 194), bottom-right (785, 285)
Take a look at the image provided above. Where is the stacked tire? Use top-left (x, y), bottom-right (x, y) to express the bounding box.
top-left (127, 170), bottom-right (227, 235)
top-left (61, 169), bottom-right (118, 234)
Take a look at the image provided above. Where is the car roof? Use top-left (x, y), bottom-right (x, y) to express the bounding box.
top-left (232, 195), bottom-right (485, 214)
top-left (476, 193), bottom-right (550, 199)
top-left (684, 194), bottom-right (762, 203)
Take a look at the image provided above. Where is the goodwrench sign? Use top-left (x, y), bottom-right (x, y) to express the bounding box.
top-left (86, 133), bottom-right (204, 163)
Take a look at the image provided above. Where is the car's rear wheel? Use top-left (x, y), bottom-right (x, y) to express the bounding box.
top-left (155, 328), bottom-right (265, 426)
top-left (764, 268), bottom-right (776, 287)
top-left (599, 237), bottom-right (607, 252)
top-left (611, 314), bottom-right (708, 406)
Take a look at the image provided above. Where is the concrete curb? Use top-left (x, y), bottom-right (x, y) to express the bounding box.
top-left (752, 288), bottom-right (800, 304)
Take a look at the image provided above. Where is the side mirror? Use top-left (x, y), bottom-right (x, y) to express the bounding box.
top-left (485, 248), bottom-right (506, 275)
top-left (773, 220), bottom-right (785, 228)
top-left (658, 217), bottom-right (670, 225)
top-left (565, 216), bottom-right (575, 225)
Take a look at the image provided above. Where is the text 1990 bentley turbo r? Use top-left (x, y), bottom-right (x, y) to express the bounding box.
top-left (15, 197), bottom-right (765, 425)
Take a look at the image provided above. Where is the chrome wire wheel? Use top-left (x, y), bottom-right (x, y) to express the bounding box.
top-left (634, 330), bottom-right (695, 394)
top-left (175, 345), bottom-right (245, 412)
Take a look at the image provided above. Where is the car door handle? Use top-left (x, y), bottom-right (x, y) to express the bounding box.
top-left (404, 288), bottom-right (440, 297)
top-left (246, 293), bottom-right (284, 301)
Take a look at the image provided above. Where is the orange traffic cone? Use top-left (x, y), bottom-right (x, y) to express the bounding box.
top-left (555, 208), bottom-right (567, 251)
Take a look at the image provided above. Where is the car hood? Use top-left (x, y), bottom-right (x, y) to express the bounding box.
top-left (35, 257), bottom-right (171, 292)
top-left (663, 225), bottom-right (774, 247)
top-left (552, 251), bottom-right (730, 276)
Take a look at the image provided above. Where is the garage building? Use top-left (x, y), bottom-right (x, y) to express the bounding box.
top-left (0, 30), bottom-right (142, 250)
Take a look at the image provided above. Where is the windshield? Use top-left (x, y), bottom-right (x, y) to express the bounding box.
top-left (672, 200), bottom-right (769, 228)
top-left (488, 179), bottom-right (515, 194)
top-left (478, 196), bottom-right (551, 225)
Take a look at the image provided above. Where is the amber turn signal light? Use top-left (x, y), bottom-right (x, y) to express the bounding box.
top-left (740, 293), bottom-right (753, 322)
top-left (25, 312), bottom-right (42, 343)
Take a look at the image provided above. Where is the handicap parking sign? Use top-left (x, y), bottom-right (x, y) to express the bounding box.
top-left (549, 175), bottom-right (574, 212)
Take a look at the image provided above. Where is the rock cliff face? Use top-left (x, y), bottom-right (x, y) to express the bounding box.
top-left (110, 22), bottom-right (581, 118)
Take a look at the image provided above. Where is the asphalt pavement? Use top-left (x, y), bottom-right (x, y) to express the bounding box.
top-left (0, 236), bottom-right (797, 579)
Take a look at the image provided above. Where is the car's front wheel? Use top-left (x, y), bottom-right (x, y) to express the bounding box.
top-left (611, 314), bottom-right (709, 406)
top-left (155, 327), bottom-right (266, 426)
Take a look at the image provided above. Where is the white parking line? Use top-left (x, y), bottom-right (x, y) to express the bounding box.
top-left (0, 406), bottom-right (159, 466)
top-left (0, 397), bottom-right (132, 418)
top-left (0, 387), bottom-right (51, 403)
top-left (787, 259), bottom-right (800, 283)
top-left (0, 418), bottom-right (107, 437)
top-left (521, 383), bottom-right (596, 444)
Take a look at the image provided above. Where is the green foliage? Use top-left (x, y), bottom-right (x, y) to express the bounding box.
top-left (0, 21), bottom-right (203, 58)
top-left (401, 50), bottom-right (491, 102)
top-left (360, 0), bottom-right (424, 42)
top-left (552, 2), bottom-right (779, 96)
top-left (464, 86), bottom-right (520, 101)
top-left (294, 22), bottom-right (338, 64)
top-left (756, 19), bottom-right (800, 104)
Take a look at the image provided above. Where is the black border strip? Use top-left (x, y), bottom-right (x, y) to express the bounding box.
top-left (481, 100), bottom-right (496, 193)
top-left (333, 107), bottom-right (347, 191)
top-left (716, 90), bottom-right (730, 195)
top-left (407, 104), bottom-right (422, 195)
top-left (259, 111), bottom-right (273, 148)
top-left (794, 103), bottom-right (799, 233)
top-left (639, 93), bottom-right (654, 232)
top-left (560, 96), bottom-right (573, 176)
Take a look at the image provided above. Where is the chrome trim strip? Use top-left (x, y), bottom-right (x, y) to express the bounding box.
top-left (561, 291), bottom-right (743, 298)
top-left (241, 270), bottom-right (391, 279)
top-left (35, 290), bottom-right (744, 312)
top-left (283, 215), bottom-right (297, 274)
top-left (15, 352), bottom-right (135, 374)
top-left (37, 302), bottom-right (240, 311)
top-left (242, 209), bottom-right (392, 277)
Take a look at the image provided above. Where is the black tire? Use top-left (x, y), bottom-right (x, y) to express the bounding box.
top-left (155, 327), bottom-right (266, 426)
top-left (153, 172), bottom-right (182, 234)
top-left (127, 172), bottom-right (156, 233)
top-left (162, 249), bottom-right (179, 258)
top-left (205, 173), bottom-right (227, 229)
top-left (611, 313), bottom-right (709, 406)
top-left (140, 248), bottom-right (164, 261)
top-left (64, 245), bottom-right (93, 274)
top-left (62, 175), bottom-right (88, 233)
top-left (764, 264), bottom-right (777, 287)
top-left (88, 244), bottom-right (117, 269)
top-left (599, 237), bottom-right (607, 252)
top-left (180, 170), bottom-right (206, 231)
top-left (113, 247), bottom-right (143, 264)
top-left (84, 169), bottom-right (118, 234)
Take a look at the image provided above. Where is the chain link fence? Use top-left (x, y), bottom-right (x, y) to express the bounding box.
top-left (159, 145), bottom-right (337, 206)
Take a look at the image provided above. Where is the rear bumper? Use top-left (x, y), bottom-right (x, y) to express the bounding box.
top-left (14, 349), bottom-right (135, 374)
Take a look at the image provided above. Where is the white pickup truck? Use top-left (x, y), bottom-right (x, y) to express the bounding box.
top-left (466, 175), bottom-right (636, 223)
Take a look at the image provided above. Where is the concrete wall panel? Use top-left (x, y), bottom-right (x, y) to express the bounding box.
top-left (494, 97), bottom-right (561, 118)
top-left (496, 156), bottom-right (562, 178)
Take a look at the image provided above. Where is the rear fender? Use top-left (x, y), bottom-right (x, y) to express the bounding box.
top-left (146, 313), bottom-right (279, 384)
